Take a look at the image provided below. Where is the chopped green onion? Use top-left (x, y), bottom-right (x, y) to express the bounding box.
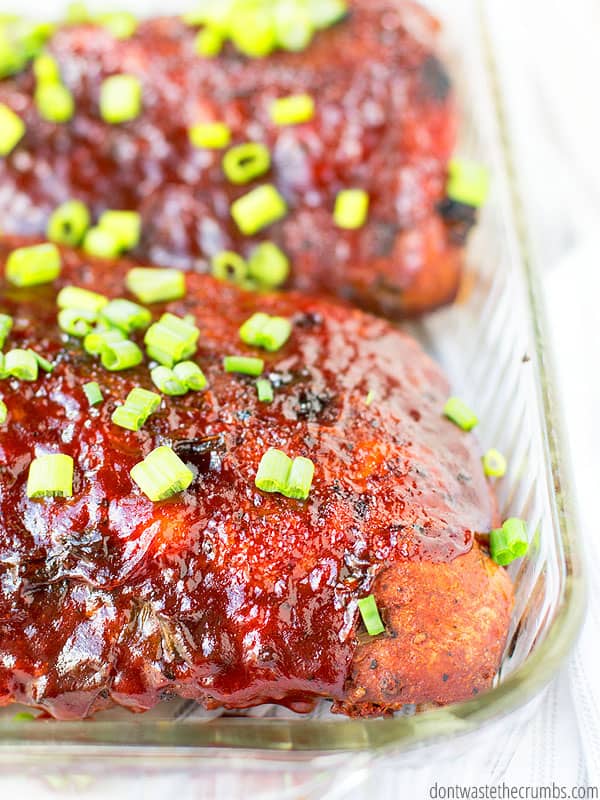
top-left (65, 2), bottom-right (90, 23)
top-left (98, 210), bottom-right (141, 251)
top-left (489, 518), bottom-right (529, 566)
top-left (130, 444), bottom-right (194, 501)
top-left (47, 200), bottom-right (91, 246)
top-left (255, 448), bottom-right (292, 494)
top-left (211, 250), bottom-right (248, 284)
top-left (482, 448), bottom-right (507, 478)
top-left (285, 455), bottom-right (314, 499)
top-left (83, 381), bottom-right (103, 406)
top-left (99, 73), bottom-right (142, 124)
top-left (239, 312), bottom-right (292, 352)
top-left (222, 142), bottom-right (271, 185)
top-left (112, 386), bottom-right (160, 431)
top-left (57, 285), bottom-right (107, 313)
top-left (35, 83), bottom-right (74, 123)
top-left (5, 242), bottom-right (61, 287)
top-left (256, 377), bottom-right (273, 403)
top-left (247, 242), bottom-right (290, 288)
top-left (273, 4), bottom-right (313, 52)
top-left (334, 189), bottom-right (369, 230)
top-left (100, 298), bottom-right (151, 333)
top-left (12, 711), bottom-right (36, 721)
top-left (150, 365), bottom-right (187, 396)
top-left (0, 353), bottom-right (6, 379)
top-left (443, 397), bottom-right (478, 431)
top-left (3, 349), bottom-right (39, 381)
top-left (446, 159), bottom-right (489, 208)
top-left (144, 312), bottom-right (200, 367)
top-left (83, 327), bottom-right (125, 356)
top-left (100, 339), bottom-right (143, 371)
top-left (357, 595), bottom-right (385, 636)
top-left (30, 350), bottom-right (53, 373)
top-left (365, 389), bottom-right (375, 406)
top-left (0, 313), bottom-right (13, 349)
top-left (58, 307), bottom-right (97, 337)
top-left (269, 93), bottom-right (315, 126)
top-left (223, 355), bottom-right (264, 376)
top-left (33, 53), bottom-right (60, 84)
top-left (27, 453), bottom-right (74, 498)
top-left (228, 9), bottom-right (276, 58)
top-left (97, 12), bottom-right (138, 40)
top-left (189, 121), bottom-right (231, 149)
top-left (231, 184), bottom-right (287, 235)
top-left (0, 30), bottom-right (25, 80)
top-left (125, 267), bottom-right (186, 305)
top-left (173, 360), bottom-right (207, 391)
top-left (83, 226), bottom-right (121, 259)
top-left (0, 399), bottom-right (7, 424)
top-left (307, 0), bottom-right (348, 29)
top-left (0, 103), bottom-right (25, 157)
top-left (194, 27), bottom-right (223, 57)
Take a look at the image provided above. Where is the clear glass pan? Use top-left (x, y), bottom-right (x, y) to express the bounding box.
top-left (0, 0), bottom-right (586, 793)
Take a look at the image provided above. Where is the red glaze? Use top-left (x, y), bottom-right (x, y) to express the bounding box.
top-left (0, 238), bottom-right (496, 718)
top-left (0, 0), bottom-right (468, 318)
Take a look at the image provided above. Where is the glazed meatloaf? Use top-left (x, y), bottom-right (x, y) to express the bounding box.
top-left (0, 237), bottom-right (512, 719)
top-left (0, 0), bottom-right (474, 319)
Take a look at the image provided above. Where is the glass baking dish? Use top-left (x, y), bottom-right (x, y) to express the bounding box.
top-left (0, 0), bottom-right (586, 795)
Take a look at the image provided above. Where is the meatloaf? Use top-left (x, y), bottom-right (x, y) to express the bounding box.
top-left (0, 0), bottom-right (472, 318)
top-left (0, 237), bottom-right (512, 719)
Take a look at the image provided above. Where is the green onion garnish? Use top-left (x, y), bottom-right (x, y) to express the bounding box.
top-left (231, 184), bottom-right (288, 235)
top-left (99, 73), bottom-right (142, 124)
top-left (254, 448), bottom-right (315, 500)
top-left (223, 355), bottom-right (264, 376)
top-left (4, 349), bottom-right (38, 381)
top-left (100, 298), bottom-right (151, 334)
top-left (194, 27), bottom-right (223, 57)
top-left (443, 397), bottom-right (478, 431)
top-left (173, 360), bottom-right (207, 391)
top-left (482, 448), bottom-right (507, 478)
top-left (150, 365), bottom-right (187, 396)
top-left (83, 226), bottom-right (122, 259)
top-left (97, 11), bottom-right (138, 40)
top-left (269, 93), bottom-right (315, 126)
top-left (125, 267), bottom-right (186, 305)
top-left (130, 445), bottom-right (194, 502)
top-left (100, 339), bottom-right (143, 371)
top-left (228, 10), bottom-right (277, 58)
top-left (239, 312), bottom-right (292, 352)
top-left (247, 242), bottom-right (290, 288)
top-left (446, 159), bottom-right (489, 208)
top-left (83, 381), bottom-right (103, 406)
top-left (189, 121), bottom-right (231, 150)
top-left (144, 312), bottom-right (200, 367)
top-left (365, 389), bottom-right (375, 406)
top-left (489, 518), bottom-right (529, 566)
top-left (0, 313), bottom-right (13, 349)
top-left (31, 350), bottom-right (54, 373)
top-left (111, 386), bottom-right (160, 431)
top-left (5, 243), bottom-right (61, 287)
top-left (334, 189), bottom-right (369, 230)
top-left (307, 0), bottom-right (348, 29)
top-left (11, 711), bottom-right (36, 722)
top-left (0, 399), bottom-right (7, 424)
top-left (33, 53), bottom-right (60, 83)
top-left (274, 6), bottom-right (313, 52)
top-left (0, 103), bottom-right (25, 156)
top-left (256, 377), bottom-right (273, 403)
top-left (57, 285), bottom-right (107, 313)
top-left (65, 2), bottom-right (90, 23)
top-left (83, 327), bottom-right (125, 356)
top-left (222, 142), bottom-right (271, 185)
top-left (47, 200), bottom-right (91, 247)
top-left (27, 453), bottom-right (74, 498)
top-left (98, 210), bottom-right (141, 252)
top-left (357, 595), bottom-right (385, 636)
top-left (58, 307), bottom-right (97, 338)
top-left (211, 250), bottom-right (248, 284)
top-left (35, 83), bottom-right (74, 123)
